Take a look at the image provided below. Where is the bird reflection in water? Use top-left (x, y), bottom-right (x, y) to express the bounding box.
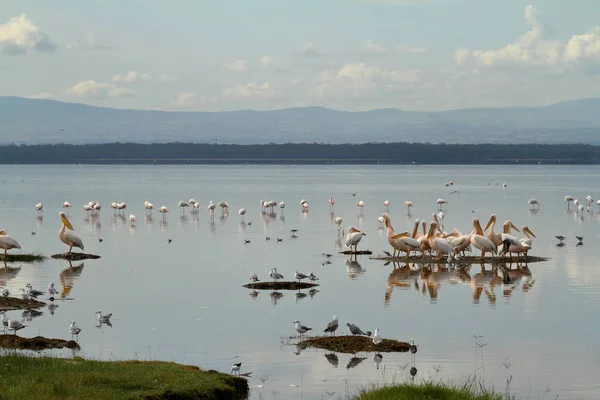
top-left (47, 302), bottom-right (59, 315)
top-left (59, 260), bottom-right (84, 299)
top-left (293, 341), bottom-right (309, 355)
top-left (22, 309), bottom-right (43, 321)
top-left (84, 215), bottom-right (102, 234)
top-left (270, 291), bottom-right (283, 305)
top-left (145, 214), bottom-right (153, 225)
top-left (209, 221), bottom-right (216, 234)
top-left (325, 352), bottom-right (338, 368)
top-left (385, 263), bottom-right (420, 305)
top-left (346, 356), bottom-right (367, 369)
top-left (238, 222), bottom-right (247, 234)
top-left (373, 353), bottom-right (383, 370)
top-left (346, 256), bottom-right (365, 279)
top-left (249, 290), bottom-right (259, 299)
top-left (295, 290), bottom-right (308, 302)
top-left (180, 214), bottom-right (189, 224)
top-left (0, 260), bottom-right (21, 285)
top-left (36, 215), bottom-right (43, 227)
top-left (308, 288), bottom-right (319, 298)
top-left (160, 219), bottom-right (168, 231)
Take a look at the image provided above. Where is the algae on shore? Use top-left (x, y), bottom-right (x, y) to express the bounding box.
top-left (51, 252), bottom-right (101, 260)
top-left (299, 335), bottom-right (411, 354)
top-left (243, 281), bottom-right (318, 290)
top-left (0, 296), bottom-right (46, 310)
top-left (0, 335), bottom-right (79, 350)
top-left (0, 253), bottom-right (45, 262)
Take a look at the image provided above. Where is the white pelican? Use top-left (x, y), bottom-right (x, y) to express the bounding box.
top-left (564, 196), bottom-right (573, 210)
top-left (58, 212), bottom-right (84, 256)
top-left (499, 237), bottom-right (530, 258)
top-left (238, 208), bottom-right (246, 222)
top-left (0, 230), bottom-right (21, 258)
top-left (383, 200), bottom-right (390, 212)
top-left (159, 206), bottom-right (169, 220)
top-left (450, 230), bottom-right (474, 256)
top-left (528, 198), bottom-right (540, 209)
top-left (328, 197), bottom-right (334, 211)
top-left (129, 214), bottom-right (136, 227)
top-left (418, 220), bottom-right (432, 255)
top-left (484, 215), bottom-right (520, 246)
top-left (436, 198), bottom-right (448, 210)
top-left (519, 226), bottom-right (536, 254)
top-left (178, 201), bottom-right (189, 215)
top-left (470, 218), bottom-right (496, 259)
top-left (345, 226), bottom-right (366, 252)
top-left (427, 221), bottom-right (453, 260)
top-left (383, 215), bottom-right (421, 258)
top-left (35, 202), bottom-right (43, 215)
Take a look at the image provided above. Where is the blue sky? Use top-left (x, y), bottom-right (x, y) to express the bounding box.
top-left (1, 0), bottom-right (599, 111)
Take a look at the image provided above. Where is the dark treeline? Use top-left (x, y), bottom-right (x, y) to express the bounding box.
top-left (1, 142), bottom-right (599, 164)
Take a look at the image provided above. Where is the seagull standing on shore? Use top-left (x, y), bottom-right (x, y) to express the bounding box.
top-left (230, 362), bottom-right (242, 376)
top-left (293, 320), bottom-right (312, 338)
top-left (373, 328), bottom-right (382, 344)
top-left (346, 322), bottom-right (371, 336)
top-left (70, 321), bottom-right (82, 340)
top-left (269, 268), bottom-right (284, 282)
top-left (323, 315), bottom-right (339, 336)
top-left (47, 283), bottom-right (58, 299)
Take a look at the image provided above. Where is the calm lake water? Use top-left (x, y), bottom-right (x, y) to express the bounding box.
top-left (1, 165), bottom-right (599, 399)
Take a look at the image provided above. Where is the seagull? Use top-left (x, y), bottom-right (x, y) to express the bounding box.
top-left (555, 236), bottom-right (566, 242)
top-left (269, 268), bottom-right (284, 282)
top-left (1, 288), bottom-right (9, 297)
top-left (47, 283), bottom-right (58, 299)
top-left (293, 320), bottom-right (312, 338)
top-left (25, 284), bottom-right (44, 297)
top-left (346, 322), bottom-right (370, 336)
top-left (323, 315), bottom-right (338, 336)
top-left (294, 270), bottom-right (308, 282)
top-left (249, 273), bottom-right (259, 282)
top-left (277, 238), bottom-right (283, 242)
top-left (372, 328), bottom-right (382, 344)
top-left (70, 321), bottom-right (82, 340)
top-left (95, 311), bottom-right (112, 323)
top-left (348, 192), bottom-right (357, 197)
top-left (321, 253), bottom-right (332, 258)
top-left (308, 272), bottom-right (319, 282)
top-left (8, 319), bottom-right (26, 335)
top-left (230, 362), bottom-right (242, 376)
top-left (321, 260), bottom-right (332, 266)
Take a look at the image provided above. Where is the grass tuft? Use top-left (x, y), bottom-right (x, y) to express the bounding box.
top-left (0, 252), bottom-right (45, 263)
top-left (354, 379), bottom-right (506, 400)
top-left (0, 354), bottom-right (248, 399)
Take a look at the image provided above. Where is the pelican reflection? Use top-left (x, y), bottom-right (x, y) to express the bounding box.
top-left (59, 260), bottom-right (84, 299)
top-left (346, 256), bottom-right (365, 278)
top-left (0, 260), bottom-right (21, 285)
top-left (385, 263), bottom-right (419, 305)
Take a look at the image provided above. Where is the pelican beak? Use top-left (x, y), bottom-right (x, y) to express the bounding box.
top-left (391, 231), bottom-right (409, 240)
top-left (483, 216), bottom-right (495, 231)
top-left (525, 227), bottom-right (536, 238)
top-left (510, 222), bottom-right (520, 232)
top-left (61, 214), bottom-right (74, 230)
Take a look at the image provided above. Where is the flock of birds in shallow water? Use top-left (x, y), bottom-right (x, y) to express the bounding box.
top-left (0, 182), bottom-right (592, 380)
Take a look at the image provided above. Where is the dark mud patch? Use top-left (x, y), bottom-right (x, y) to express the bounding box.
top-left (299, 335), bottom-right (411, 354)
top-left (339, 250), bottom-right (373, 255)
top-left (51, 252), bottom-right (101, 260)
top-left (243, 281), bottom-right (319, 290)
top-left (0, 334), bottom-right (80, 350)
top-left (0, 296), bottom-right (46, 310)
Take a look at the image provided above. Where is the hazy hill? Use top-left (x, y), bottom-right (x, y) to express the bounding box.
top-left (1, 96), bottom-right (599, 144)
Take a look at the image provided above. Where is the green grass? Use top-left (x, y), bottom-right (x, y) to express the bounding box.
top-left (355, 380), bottom-right (505, 400)
top-left (0, 252), bottom-right (46, 262)
top-left (0, 354), bottom-right (248, 400)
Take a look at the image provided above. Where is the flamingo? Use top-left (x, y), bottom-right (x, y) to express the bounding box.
top-left (178, 201), bottom-right (189, 215)
top-left (35, 202), bottom-right (43, 215)
top-left (357, 200), bottom-right (365, 215)
top-left (129, 214), bottom-right (136, 227)
top-left (218, 201), bottom-right (229, 216)
top-left (383, 200), bottom-right (390, 212)
top-left (207, 201), bottom-right (216, 218)
top-left (110, 202), bottom-right (118, 215)
top-left (144, 201), bottom-right (154, 214)
top-left (528, 198), bottom-right (539, 209)
top-left (404, 201), bottom-right (413, 214)
top-left (335, 217), bottom-right (343, 235)
top-left (159, 206), bottom-right (169, 220)
top-left (328, 197), bottom-right (335, 211)
top-left (564, 195), bottom-right (573, 210)
top-left (279, 201), bottom-right (286, 214)
top-left (93, 203), bottom-right (102, 216)
top-left (62, 201), bottom-right (71, 215)
top-left (436, 198), bottom-right (447, 210)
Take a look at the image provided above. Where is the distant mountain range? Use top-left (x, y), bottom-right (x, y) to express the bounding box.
top-left (1, 96), bottom-right (600, 144)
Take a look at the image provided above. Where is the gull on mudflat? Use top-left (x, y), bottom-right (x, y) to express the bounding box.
top-left (269, 268), bottom-right (284, 282)
top-left (96, 311), bottom-right (112, 323)
top-left (230, 362), bottom-right (242, 376)
top-left (70, 321), bottom-right (82, 340)
top-left (346, 322), bottom-right (371, 336)
top-left (372, 328), bottom-right (382, 344)
top-left (26, 283), bottom-right (44, 297)
top-left (308, 272), bottom-right (319, 282)
top-left (294, 270), bottom-right (308, 282)
top-left (323, 315), bottom-right (338, 336)
top-left (249, 273), bottom-right (259, 282)
top-left (293, 320), bottom-right (312, 338)
top-left (47, 282), bottom-right (58, 298)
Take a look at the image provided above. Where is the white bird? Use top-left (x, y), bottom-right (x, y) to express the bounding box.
top-left (564, 195), bottom-right (573, 209)
top-left (0, 230), bottom-right (21, 258)
top-left (83, 204), bottom-right (93, 214)
top-left (345, 226), bottom-right (366, 252)
top-left (207, 201), bottom-right (216, 216)
top-left (357, 200), bottom-right (365, 215)
top-left (69, 320), bottom-right (82, 339)
top-left (328, 197), bottom-right (335, 211)
top-left (377, 216), bottom-right (385, 229)
top-left (145, 201), bottom-right (154, 214)
top-left (383, 200), bottom-right (390, 212)
top-left (116, 202), bottom-right (127, 213)
top-left (189, 199), bottom-right (197, 206)
top-left (58, 212), bottom-right (84, 256)
top-left (404, 200), bottom-right (413, 210)
top-left (230, 362), bottom-right (242, 376)
top-left (269, 268), bottom-right (284, 282)
top-left (334, 217), bottom-right (343, 229)
top-left (8, 319), bottom-right (26, 335)
top-left (372, 328), bottom-right (382, 344)
top-left (129, 214), bottom-right (136, 226)
top-left (528, 198), bottom-right (540, 209)
top-left (110, 202), bottom-right (118, 214)
top-left (308, 272), bottom-right (319, 281)
top-left (178, 201), bottom-right (189, 215)
top-left (35, 202), bottom-right (43, 215)
top-left (436, 198), bottom-right (448, 210)
top-left (62, 201), bottom-right (71, 213)
top-left (238, 208), bottom-right (246, 222)
top-left (218, 201), bottom-right (229, 212)
top-left (47, 282), bottom-right (58, 298)
top-left (95, 311), bottom-right (112, 323)
top-left (249, 273), bottom-right (259, 282)
top-left (293, 320), bottom-right (312, 338)
top-left (279, 201), bottom-right (286, 212)
top-left (93, 203), bottom-right (102, 215)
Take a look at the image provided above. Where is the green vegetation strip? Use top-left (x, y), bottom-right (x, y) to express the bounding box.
top-left (0, 354), bottom-right (248, 400)
top-left (355, 381), bottom-right (502, 400)
top-left (0, 253), bottom-right (45, 262)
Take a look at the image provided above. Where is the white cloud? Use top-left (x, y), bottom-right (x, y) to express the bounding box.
top-left (167, 92), bottom-right (198, 109)
top-left (456, 5), bottom-right (600, 69)
top-left (260, 56), bottom-right (286, 72)
top-left (65, 80), bottom-right (136, 99)
top-left (28, 92), bottom-right (56, 100)
top-left (67, 33), bottom-right (114, 50)
top-left (0, 14), bottom-right (56, 55)
top-left (111, 71), bottom-right (152, 83)
top-left (222, 82), bottom-right (283, 101)
top-left (297, 42), bottom-right (322, 57)
top-left (396, 44), bottom-right (427, 54)
top-left (361, 40), bottom-right (387, 55)
top-left (223, 59), bottom-right (249, 72)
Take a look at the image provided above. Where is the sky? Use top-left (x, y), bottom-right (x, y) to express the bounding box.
top-left (1, 0), bottom-right (600, 112)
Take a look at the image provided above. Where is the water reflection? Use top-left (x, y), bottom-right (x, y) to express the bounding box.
top-left (381, 262), bottom-right (535, 306)
top-left (269, 291), bottom-right (283, 305)
top-left (0, 261), bottom-right (21, 285)
top-left (346, 257), bottom-right (365, 279)
top-left (249, 290), bottom-right (259, 299)
top-left (325, 352), bottom-right (339, 368)
top-left (36, 215), bottom-right (43, 227)
top-left (373, 353), bottom-right (383, 370)
top-left (145, 214), bottom-right (153, 225)
top-left (59, 260), bottom-right (84, 299)
top-left (22, 309), bottom-right (43, 321)
top-left (47, 302), bottom-right (59, 315)
top-left (346, 356), bottom-right (367, 369)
